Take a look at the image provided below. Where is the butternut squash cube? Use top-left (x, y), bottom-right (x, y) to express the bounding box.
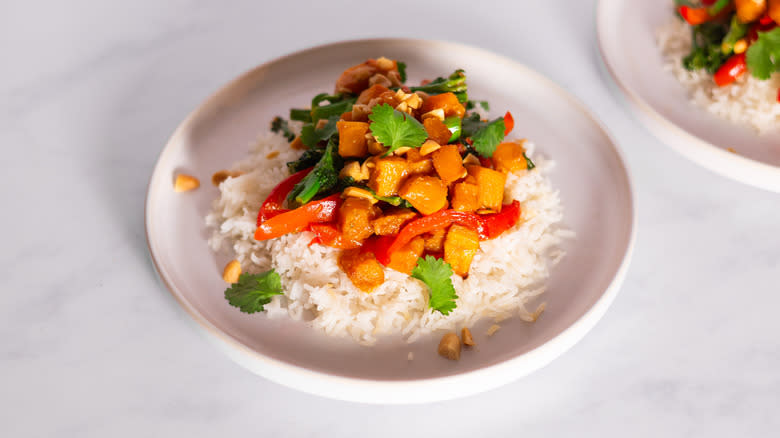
top-left (451, 182), bottom-right (479, 213)
top-left (444, 224), bottom-right (480, 276)
top-left (387, 236), bottom-right (425, 274)
top-left (432, 144), bottom-right (465, 185)
top-left (357, 84), bottom-right (391, 105)
top-left (406, 149), bottom-right (433, 175)
top-left (420, 92), bottom-right (466, 118)
top-left (492, 141), bottom-right (528, 173)
top-left (467, 165), bottom-right (507, 212)
top-left (338, 197), bottom-right (377, 243)
top-left (423, 117), bottom-right (453, 145)
top-left (337, 121), bottom-right (370, 158)
top-left (398, 175), bottom-right (448, 216)
top-left (423, 227), bottom-right (447, 253)
top-left (338, 250), bottom-right (385, 292)
top-left (368, 157), bottom-right (408, 197)
top-left (371, 208), bottom-right (418, 236)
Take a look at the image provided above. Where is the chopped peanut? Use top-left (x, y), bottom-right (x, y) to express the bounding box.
top-left (339, 161), bottom-right (370, 182)
top-left (174, 174), bottom-right (199, 192)
top-left (462, 153), bottom-right (481, 166)
top-left (461, 327), bottom-right (475, 346)
top-left (343, 187), bottom-right (378, 204)
top-left (487, 324), bottom-right (501, 336)
top-left (211, 170), bottom-right (243, 186)
top-left (421, 108), bottom-right (445, 122)
top-left (222, 260), bottom-right (241, 283)
top-left (438, 333), bottom-right (461, 360)
top-left (376, 56), bottom-right (395, 71)
top-left (420, 139), bottom-right (442, 156)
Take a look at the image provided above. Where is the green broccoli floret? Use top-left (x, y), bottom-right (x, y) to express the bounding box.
top-left (287, 138), bottom-right (341, 207)
top-left (410, 69), bottom-right (468, 102)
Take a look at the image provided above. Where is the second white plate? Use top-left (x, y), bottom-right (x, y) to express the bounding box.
top-left (598, 0), bottom-right (780, 192)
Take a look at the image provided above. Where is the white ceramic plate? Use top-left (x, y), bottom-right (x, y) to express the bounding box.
top-left (145, 39), bottom-right (635, 404)
top-left (598, 0), bottom-right (780, 192)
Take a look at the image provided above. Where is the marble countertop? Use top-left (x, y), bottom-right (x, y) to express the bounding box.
top-left (2, 0), bottom-right (778, 436)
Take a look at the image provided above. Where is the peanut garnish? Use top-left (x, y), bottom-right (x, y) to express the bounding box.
top-left (222, 259), bottom-right (241, 283)
top-left (461, 327), bottom-right (475, 346)
top-left (438, 333), bottom-right (461, 360)
top-left (174, 174), bottom-right (200, 192)
top-left (266, 151), bottom-right (280, 159)
top-left (211, 170), bottom-right (243, 186)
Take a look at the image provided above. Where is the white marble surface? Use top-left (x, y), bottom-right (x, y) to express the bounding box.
top-left (1, 0), bottom-right (778, 436)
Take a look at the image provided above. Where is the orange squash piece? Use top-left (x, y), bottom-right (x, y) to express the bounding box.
top-left (444, 224), bottom-right (480, 276)
top-left (337, 121), bottom-right (370, 158)
top-left (423, 117), bottom-right (453, 145)
top-left (338, 197), bottom-right (377, 243)
top-left (451, 182), bottom-right (479, 213)
top-left (432, 144), bottom-right (465, 185)
top-left (492, 141), bottom-right (528, 173)
top-left (368, 157), bottom-right (408, 197)
top-left (406, 149), bottom-right (434, 175)
top-left (398, 175), bottom-right (448, 215)
top-left (371, 208), bottom-right (418, 236)
top-left (423, 227), bottom-right (447, 253)
top-left (338, 250), bottom-right (385, 292)
top-left (387, 236), bottom-right (425, 274)
top-left (467, 165), bottom-right (507, 212)
top-left (357, 84), bottom-right (391, 105)
top-left (421, 92), bottom-right (466, 118)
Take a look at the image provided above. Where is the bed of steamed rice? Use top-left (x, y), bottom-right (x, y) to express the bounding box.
top-left (206, 131), bottom-right (569, 345)
top-left (657, 16), bottom-right (780, 133)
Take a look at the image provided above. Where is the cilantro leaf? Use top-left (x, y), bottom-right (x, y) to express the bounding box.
top-left (524, 151), bottom-right (536, 170)
top-left (746, 27), bottom-right (780, 80)
top-left (461, 112), bottom-right (488, 138)
top-left (225, 270), bottom-right (283, 314)
top-left (471, 117), bottom-right (506, 158)
top-left (271, 116), bottom-right (295, 142)
top-left (411, 256), bottom-right (458, 315)
top-left (368, 103), bottom-right (427, 155)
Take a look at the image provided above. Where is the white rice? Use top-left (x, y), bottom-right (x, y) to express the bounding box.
top-left (657, 16), bottom-right (780, 133)
top-left (206, 131), bottom-right (569, 345)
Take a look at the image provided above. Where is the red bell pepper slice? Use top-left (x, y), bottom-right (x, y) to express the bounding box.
top-left (257, 167), bottom-right (313, 225)
top-left (362, 235), bottom-right (395, 266)
top-left (477, 200), bottom-right (522, 240)
top-left (478, 156), bottom-right (493, 168)
top-left (308, 223), bottom-right (362, 249)
top-left (714, 53), bottom-right (746, 87)
top-left (503, 111), bottom-right (514, 136)
top-left (254, 194), bottom-right (342, 241)
top-left (678, 6), bottom-right (712, 25)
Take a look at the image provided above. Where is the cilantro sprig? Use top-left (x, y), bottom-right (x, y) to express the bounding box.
top-left (368, 103), bottom-right (427, 155)
top-left (225, 270), bottom-right (283, 314)
top-left (471, 117), bottom-right (506, 158)
top-left (746, 27), bottom-right (780, 80)
top-left (411, 256), bottom-right (458, 315)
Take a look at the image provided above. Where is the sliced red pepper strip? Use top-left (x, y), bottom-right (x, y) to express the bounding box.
top-left (478, 156), bottom-right (493, 168)
top-left (777, 88), bottom-right (780, 103)
top-left (362, 235), bottom-right (395, 266)
top-left (503, 111), bottom-right (514, 136)
top-left (714, 53), bottom-right (746, 87)
top-left (477, 200), bottom-right (522, 240)
top-left (257, 167), bottom-right (313, 225)
top-left (308, 223), bottom-right (362, 249)
top-left (760, 12), bottom-right (774, 25)
top-left (386, 209), bottom-right (483, 255)
top-left (678, 6), bottom-right (712, 25)
top-left (254, 194), bottom-right (342, 241)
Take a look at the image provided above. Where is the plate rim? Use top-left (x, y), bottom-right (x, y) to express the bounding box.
top-left (596, 0), bottom-right (780, 193)
top-left (144, 37), bottom-right (637, 404)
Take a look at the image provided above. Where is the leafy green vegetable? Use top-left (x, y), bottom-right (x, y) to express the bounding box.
top-left (443, 116), bottom-right (462, 143)
top-left (368, 103), bottom-right (428, 155)
top-left (708, 0), bottom-right (730, 15)
top-left (746, 27), bottom-right (780, 80)
top-left (410, 69), bottom-right (468, 103)
top-left (397, 61), bottom-right (407, 83)
top-left (287, 138), bottom-right (340, 207)
top-left (224, 270), bottom-right (283, 314)
top-left (524, 151), bottom-right (536, 170)
top-left (290, 108), bottom-right (312, 122)
top-left (466, 100), bottom-right (490, 111)
top-left (721, 15), bottom-right (748, 54)
top-left (683, 22), bottom-right (728, 74)
top-left (411, 256), bottom-right (458, 315)
top-left (461, 113), bottom-right (488, 138)
top-left (471, 117), bottom-right (506, 158)
top-left (271, 116), bottom-right (296, 142)
top-left (300, 116), bottom-right (339, 147)
top-left (286, 148), bottom-right (324, 173)
top-left (311, 96), bottom-right (356, 122)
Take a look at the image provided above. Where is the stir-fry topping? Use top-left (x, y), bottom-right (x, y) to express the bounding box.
top-left (241, 58), bottom-right (537, 315)
top-left (676, 0), bottom-right (780, 99)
